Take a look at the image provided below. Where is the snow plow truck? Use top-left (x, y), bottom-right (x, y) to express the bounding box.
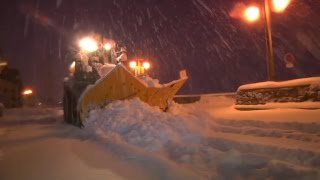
top-left (63, 36), bottom-right (188, 127)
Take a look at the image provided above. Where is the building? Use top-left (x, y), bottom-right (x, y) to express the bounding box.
top-left (0, 67), bottom-right (23, 108)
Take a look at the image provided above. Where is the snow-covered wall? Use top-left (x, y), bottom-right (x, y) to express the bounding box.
top-left (236, 78), bottom-right (320, 107)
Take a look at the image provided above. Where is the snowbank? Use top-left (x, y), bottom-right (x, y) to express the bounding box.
top-left (238, 77), bottom-right (320, 90)
top-left (235, 101), bottom-right (320, 110)
top-left (85, 98), bottom-right (200, 152)
top-left (138, 75), bottom-right (163, 88)
top-left (94, 63), bottom-right (116, 77)
top-left (83, 96), bottom-right (320, 179)
top-left (236, 77), bottom-right (320, 108)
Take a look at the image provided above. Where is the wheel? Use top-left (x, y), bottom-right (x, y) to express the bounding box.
top-left (70, 96), bottom-right (83, 128)
top-left (64, 87), bottom-right (81, 126)
top-left (63, 79), bottom-right (87, 127)
top-left (69, 93), bottom-right (78, 125)
top-left (63, 87), bottom-right (72, 124)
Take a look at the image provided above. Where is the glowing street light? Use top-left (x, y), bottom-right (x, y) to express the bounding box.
top-left (240, 0), bottom-right (291, 81)
top-left (243, 6), bottom-right (260, 23)
top-left (272, 0), bottom-right (291, 13)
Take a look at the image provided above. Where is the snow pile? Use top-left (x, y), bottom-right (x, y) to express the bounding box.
top-left (94, 63), bottom-right (116, 77)
top-left (84, 96), bottom-right (320, 179)
top-left (234, 101), bottom-right (320, 109)
top-left (85, 98), bottom-right (199, 152)
top-left (1, 95), bottom-right (320, 179)
top-left (238, 77), bottom-right (320, 90)
top-left (138, 75), bottom-right (163, 88)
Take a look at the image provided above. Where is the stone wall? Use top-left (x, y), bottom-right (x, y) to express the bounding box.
top-left (236, 83), bottom-right (320, 105)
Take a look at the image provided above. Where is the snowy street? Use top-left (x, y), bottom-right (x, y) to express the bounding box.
top-left (1, 0), bottom-right (320, 179)
top-left (0, 95), bottom-right (319, 180)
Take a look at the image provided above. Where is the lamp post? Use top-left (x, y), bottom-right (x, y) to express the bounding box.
top-left (264, 0), bottom-right (275, 81)
top-left (242, 0), bottom-right (291, 81)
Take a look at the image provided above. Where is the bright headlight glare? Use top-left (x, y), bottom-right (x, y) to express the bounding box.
top-left (69, 61), bottom-right (75, 74)
top-left (0, 62), bottom-right (7, 66)
top-left (79, 37), bottom-right (98, 52)
top-left (104, 43), bottom-right (112, 50)
top-left (22, 89), bottom-right (33, 95)
top-left (143, 62), bottom-right (150, 70)
top-left (129, 61), bottom-right (137, 69)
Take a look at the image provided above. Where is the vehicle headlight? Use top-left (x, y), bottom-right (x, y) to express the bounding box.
top-left (104, 43), bottom-right (112, 51)
top-left (142, 62), bottom-right (150, 70)
top-left (129, 61), bottom-right (137, 69)
top-left (22, 89), bottom-right (33, 96)
top-left (69, 61), bottom-right (75, 74)
top-left (79, 37), bottom-right (98, 52)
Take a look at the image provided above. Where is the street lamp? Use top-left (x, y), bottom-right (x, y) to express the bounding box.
top-left (242, 0), bottom-right (291, 81)
top-left (272, 0), bottom-right (291, 13)
top-left (243, 6), bottom-right (260, 23)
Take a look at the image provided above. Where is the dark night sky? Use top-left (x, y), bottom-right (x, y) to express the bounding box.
top-left (0, 0), bottom-right (320, 102)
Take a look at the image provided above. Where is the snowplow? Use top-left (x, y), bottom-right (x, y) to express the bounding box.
top-left (63, 36), bottom-right (188, 127)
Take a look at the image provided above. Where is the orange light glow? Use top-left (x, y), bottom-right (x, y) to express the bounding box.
top-left (69, 61), bottom-right (75, 74)
top-left (104, 43), bottom-right (112, 50)
top-left (243, 6), bottom-right (260, 22)
top-left (129, 61), bottom-right (137, 69)
top-left (272, 0), bottom-right (291, 13)
top-left (79, 37), bottom-right (98, 52)
top-left (142, 62), bottom-right (150, 70)
top-left (0, 62), bottom-right (7, 66)
top-left (23, 89), bottom-right (33, 95)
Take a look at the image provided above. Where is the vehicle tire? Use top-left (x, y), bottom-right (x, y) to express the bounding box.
top-left (63, 86), bottom-right (81, 126)
top-left (63, 88), bottom-right (72, 124)
top-left (70, 93), bottom-right (78, 125)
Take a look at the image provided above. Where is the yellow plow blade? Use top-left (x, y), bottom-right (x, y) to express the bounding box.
top-left (77, 65), bottom-right (187, 123)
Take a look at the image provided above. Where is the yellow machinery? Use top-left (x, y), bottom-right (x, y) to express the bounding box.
top-left (64, 64), bottom-right (187, 127)
top-left (63, 36), bottom-right (187, 127)
top-left (78, 65), bottom-right (187, 124)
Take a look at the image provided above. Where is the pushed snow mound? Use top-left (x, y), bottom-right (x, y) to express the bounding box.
top-left (96, 63), bottom-right (116, 77)
top-left (84, 96), bottom-right (320, 179)
top-left (138, 75), bottom-right (163, 88)
top-left (85, 98), bottom-right (201, 152)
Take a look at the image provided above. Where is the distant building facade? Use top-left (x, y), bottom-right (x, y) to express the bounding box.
top-left (0, 67), bottom-right (23, 108)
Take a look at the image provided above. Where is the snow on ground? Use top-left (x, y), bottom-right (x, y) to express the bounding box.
top-left (0, 108), bottom-right (156, 180)
top-left (0, 95), bottom-right (319, 179)
top-left (85, 96), bottom-right (320, 179)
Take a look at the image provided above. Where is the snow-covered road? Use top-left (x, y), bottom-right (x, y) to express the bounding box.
top-left (0, 96), bottom-right (319, 179)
